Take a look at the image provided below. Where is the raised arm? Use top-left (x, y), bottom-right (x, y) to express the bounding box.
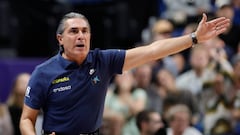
top-left (123, 13), bottom-right (230, 71)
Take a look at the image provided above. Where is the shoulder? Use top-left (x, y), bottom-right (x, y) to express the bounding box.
top-left (30, 55), bottom-right (59, 82)
top-left (176, 70), bottom-right (196, 82)
top-left (90, 49), bottom-right (126, 58)
top-left (177, 70), bottom-right (195, 77)
top-left (90, 49), bottom-right (126, 74)
top-left (35, 55), bottom-right (58, 71)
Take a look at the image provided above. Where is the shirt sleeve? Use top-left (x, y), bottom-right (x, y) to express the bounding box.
top-left (24, 68), bottom-right (47, 110)
top-left (100, 49), bottom-right (126, 75)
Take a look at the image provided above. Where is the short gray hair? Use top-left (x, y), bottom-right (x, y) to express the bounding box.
top-left (166, 104), bottom-right (191, 122)
top-left (56, 12), bottom-right (90, 35)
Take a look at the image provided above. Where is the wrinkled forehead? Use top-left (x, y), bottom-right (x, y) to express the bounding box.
top-left (64, 18), bottom-right (90, 31)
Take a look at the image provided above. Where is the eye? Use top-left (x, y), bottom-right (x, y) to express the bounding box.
top-left (70, 28), bottom-right (79, 34)
top-left (82, 28), bottom-right (89, 34)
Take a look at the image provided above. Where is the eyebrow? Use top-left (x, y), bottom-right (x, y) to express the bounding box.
top-left (70, 27), bottom-right (89, 31)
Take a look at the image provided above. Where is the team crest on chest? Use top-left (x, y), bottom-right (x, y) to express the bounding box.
top-left (91, 76), bottom-right (100, 85)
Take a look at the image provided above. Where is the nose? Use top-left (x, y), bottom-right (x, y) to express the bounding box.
top-left (77, 32), bottom-right (84, 40)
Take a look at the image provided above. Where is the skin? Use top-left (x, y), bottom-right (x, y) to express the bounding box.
top-left (170, 111), bottom-right (190, 135)
top-left (142, 112), bottom-right (163, 135)
top-left (57, 18), bottom-right (91, 65)
top-left (20, 13), bottom-right (230, 135)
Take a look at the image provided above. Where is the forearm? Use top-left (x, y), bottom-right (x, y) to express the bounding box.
top-left (149, 34), bottom-right (192, 60)
top-left (123, 34), bottom-right (192, 71)
top-left (20, 118), bottom-right (36, 135)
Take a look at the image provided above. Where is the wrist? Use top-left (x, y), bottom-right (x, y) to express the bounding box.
top-left (190, 32), bottom-right (198, 47)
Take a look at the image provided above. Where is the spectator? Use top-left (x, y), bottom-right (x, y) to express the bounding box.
top-left (176, 45), bottom-right (215, 95)
top-left (133, 63), bottom-right (153, 91)
top-left (201, 72), bottom-right (232, 135)
top-left (151, 19), bottom-right (174, 41)
top-left (216, 4), bottom-right (240, 54)
top-left (6, 73), bottom-right (44, 135)
top-left (162, 0), bottom-right (212, 27)
top-left (229, 54), bottom-right (240, 135)
top-left (165, 104), bottom-right (202, 135)
top-left (0, 103), bottom-right (13, 135)
top-left (204, 36), bottom-right (233, 73)
top-left (104, 71), bottom-right (147, 135)
top-left (158, 68), bottom-right (199, 125)
top-left (231, 54), bottom-right (240, 93)
top-left (136, 109), bottom-right (164, 135)
top-left (147, 68), bottom-right (199, 118)
top-left (7, 73), bottom-right (30, 135)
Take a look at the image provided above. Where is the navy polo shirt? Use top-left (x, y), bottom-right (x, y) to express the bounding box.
top-left (24, 49), bottom-right (126, 134)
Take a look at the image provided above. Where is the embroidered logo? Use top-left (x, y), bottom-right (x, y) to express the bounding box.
top-left (92, 76), bottom-right (100, 85)
top-left (25, 86), bottom-right (31, 98)
top-left (89, 68), bottom-right (95, 75)
top-left (53, 85), bottom-right (72, 93)
top-left (52, 77), bottom-right (70, 84)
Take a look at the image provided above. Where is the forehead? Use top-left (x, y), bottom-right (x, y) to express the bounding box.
top-left (64, 18), bottom-right (89, 30)
top-left (150, 112), bottom-right (160, 119)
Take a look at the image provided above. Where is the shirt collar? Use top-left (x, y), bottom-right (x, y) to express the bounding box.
top-left (57, 51), bottom-right (93, 69)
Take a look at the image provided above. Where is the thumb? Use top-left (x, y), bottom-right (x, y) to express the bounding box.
top-left (200, 13), bottom-right (207, 24)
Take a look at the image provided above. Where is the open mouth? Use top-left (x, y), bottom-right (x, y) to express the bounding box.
top-left (76, 44), bottom-right (84, 47)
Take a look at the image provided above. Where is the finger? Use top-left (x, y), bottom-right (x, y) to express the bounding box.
top-left (214, 19), bottom-right (230, 33)
top-left (216, 27), bottom-right (227, 35)
top-left (216, 19), bottom-right (230, 27)
top-left (200, 13), bottom-right (207, 24)
top-left (208, 17), bottom-right (227, 25)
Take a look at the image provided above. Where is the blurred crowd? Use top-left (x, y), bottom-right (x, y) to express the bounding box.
top-left (1, 0), bottom-right (240, 135)
top-left (101, 0), bottom-right (240, 134)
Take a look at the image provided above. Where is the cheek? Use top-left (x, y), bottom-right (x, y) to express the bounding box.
top-left (65, 37), bottom-right (75, 43)
top-left (86, 38), bottom-right (91, 45)
top-left (62, 38), bottom-right (76, 47)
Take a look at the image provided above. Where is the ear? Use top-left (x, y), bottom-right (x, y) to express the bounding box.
top-left (57, 34), bottom-right (63, 45)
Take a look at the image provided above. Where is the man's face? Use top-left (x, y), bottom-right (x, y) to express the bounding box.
top-left (146, 112), bottom-right (163, 135)
top-left (170, 112), bottom-right (189, 133)
top-left (190, 49), bottom-right (209, 70)
top-left (57, 18), bottom-right (91, 63)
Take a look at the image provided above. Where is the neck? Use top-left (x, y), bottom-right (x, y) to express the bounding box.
top-left (195, 68), bottom-right (203, 77)
top-left (173, 130), bottom-right (183, 135)
top-left (62, 52), bottom-right (85, 65)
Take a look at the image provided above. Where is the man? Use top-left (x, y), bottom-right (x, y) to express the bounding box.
top-left (20, 12), bottom-right (229, 135)
top-left (176, 45), bottom-right (214, 95)
top-left (165, 104), bottom-right (202, 135)
top-left (136, 110), bottom-right (164, 135)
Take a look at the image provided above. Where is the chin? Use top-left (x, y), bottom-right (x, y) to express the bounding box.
top-left (75, 52), bottom-right (87, 58)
